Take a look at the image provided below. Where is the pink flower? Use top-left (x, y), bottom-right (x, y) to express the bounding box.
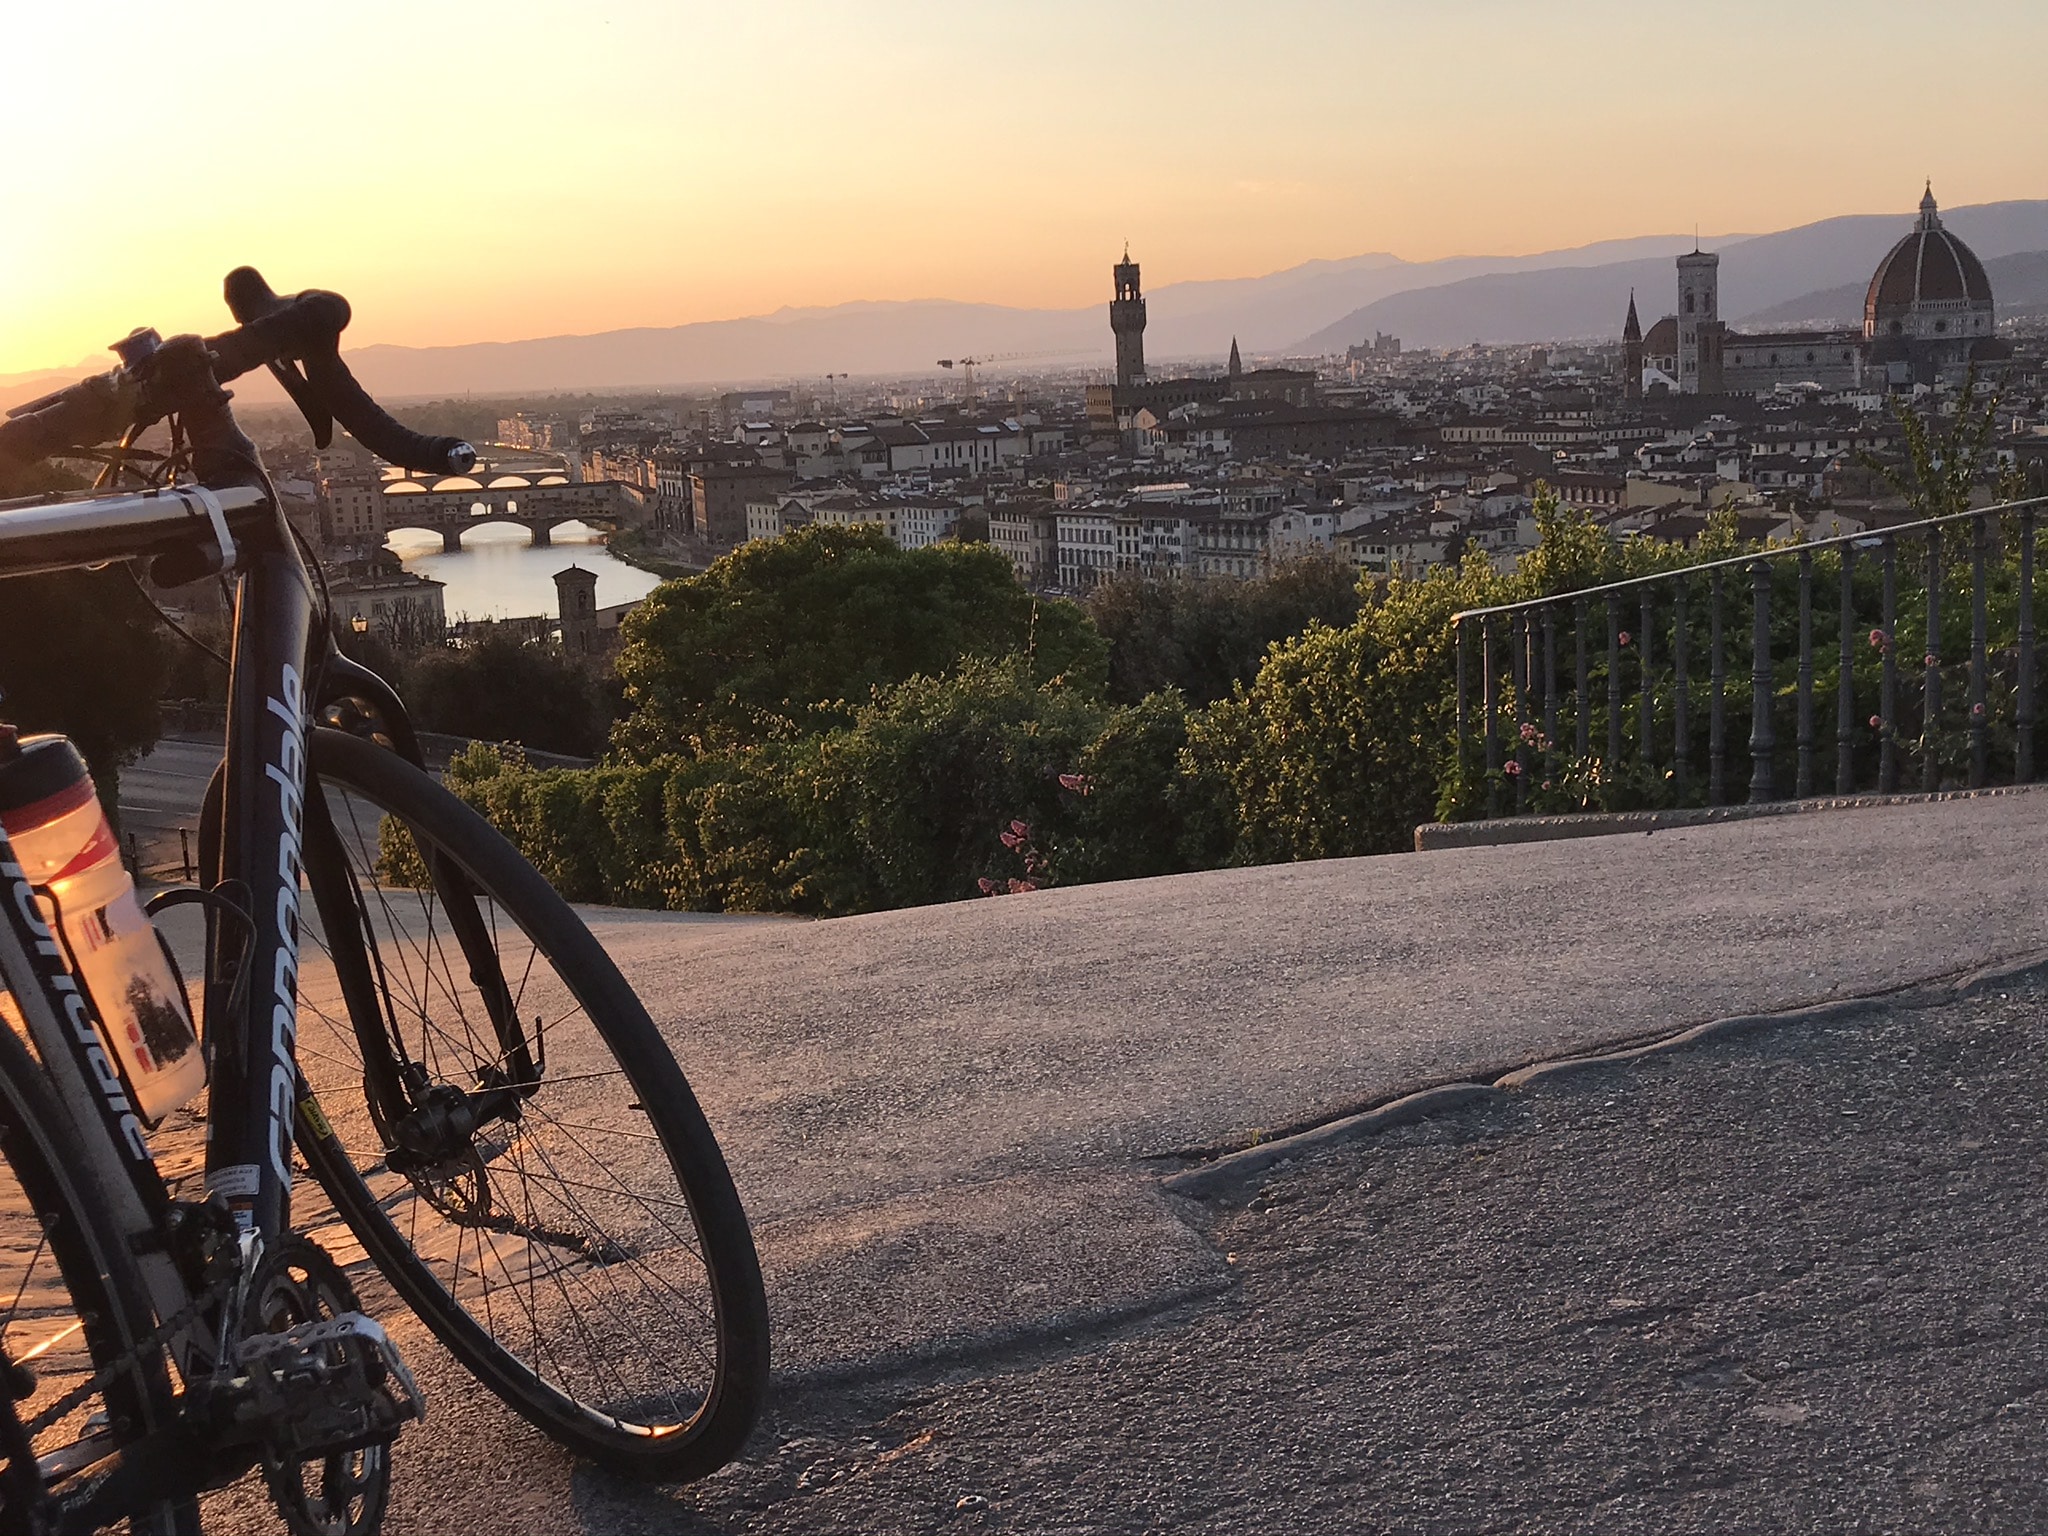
top-left (1542, 779), bottom-right (1554, 790)
top-left (1868, 628), bottom-right (1888, 649)
top-left (1924, 653), bottom-right (1938, 668)
top-left (976, 877), bottom-right (1001, 896)
top-left (1618, 630), bottom-right (1632, 646)
top-left (1869, 714), bottom-right (1883, 729)
top-left (999, 829), bottom-right (1024, 850)
top-left (1057, 772), bottom-right (1097, 795)
top-left (1519, 722), bottom-right (1538, 743)
top-left (1972, 701), bottom-right (1987, 717)
top-left (1010, 819), bottom-right (1031, 837)
top-left (1007, 878), bottom-right (1039, 894)
top-left (1504, 760), bottom-right (1523, 777)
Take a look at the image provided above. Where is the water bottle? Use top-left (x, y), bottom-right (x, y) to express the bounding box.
top-left (0, 731), bottom-right (205, 1124)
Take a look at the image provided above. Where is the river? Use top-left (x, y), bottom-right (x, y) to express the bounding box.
top-left (383, 522), bottom-right (664, 625)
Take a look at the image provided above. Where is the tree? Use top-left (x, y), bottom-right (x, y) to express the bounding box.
top-left (404, 624), bottom-right (614, 758)
top-left (1084, 553), bottom-right (1364, 707)
top-left (1861, 368), bottom-right (2005, 520)
top-left (611, 523), bottom-right (1107, 757)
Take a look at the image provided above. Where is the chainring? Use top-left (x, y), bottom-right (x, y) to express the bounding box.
top-left (244, 1236), bottom-right (391, 1536)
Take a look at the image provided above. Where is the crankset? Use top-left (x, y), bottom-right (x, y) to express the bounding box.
top-left (236, 1235), bottom-right (423, 1536)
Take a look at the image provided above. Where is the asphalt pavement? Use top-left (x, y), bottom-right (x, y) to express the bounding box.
top-left (616, 969), bottom-right (2048, 1535)
top-left (158, 786), bottom-right (2048, 1533)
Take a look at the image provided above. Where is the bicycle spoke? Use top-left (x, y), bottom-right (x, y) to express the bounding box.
top-left (297, 763), bottom-right (740, 1439)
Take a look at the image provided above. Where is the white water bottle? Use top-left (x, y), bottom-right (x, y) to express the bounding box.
top-left (0, 732), bottom-right (205, 1124)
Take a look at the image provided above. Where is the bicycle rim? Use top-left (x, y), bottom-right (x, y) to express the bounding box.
top-left (292, 730), bottom-right (766, 1476)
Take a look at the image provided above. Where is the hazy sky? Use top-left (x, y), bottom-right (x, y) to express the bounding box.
top-left (4, 0), bottom-right (2042, 376)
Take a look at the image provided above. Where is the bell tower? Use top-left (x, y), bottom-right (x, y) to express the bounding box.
top-left (1677, 248), bottom-right (1722, 394)
top-left (1110, 247), bottom-right (1147, 389)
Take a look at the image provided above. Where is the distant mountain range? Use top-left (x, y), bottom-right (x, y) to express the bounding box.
top-left (1290, 201), bottom-right (2048, 353)
top-left (311, 231), bottom-right (1733, 400)
top-left (4, 198), bottom-right (2042, 408)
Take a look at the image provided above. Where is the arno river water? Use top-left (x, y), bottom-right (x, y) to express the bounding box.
top-left (384, 522), bottom-right (664, 625)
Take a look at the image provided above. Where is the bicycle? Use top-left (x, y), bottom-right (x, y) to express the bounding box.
top-left (0, 269), bottom-right (770, 1533)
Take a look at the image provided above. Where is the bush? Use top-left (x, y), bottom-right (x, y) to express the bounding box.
top-left (441, 658), bottom-right (1228, 916)
top-left (1190, 558), bottom-right (1507, 862)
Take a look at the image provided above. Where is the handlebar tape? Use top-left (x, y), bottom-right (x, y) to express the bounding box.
top-left (303, 352), bottom-right (475, 476)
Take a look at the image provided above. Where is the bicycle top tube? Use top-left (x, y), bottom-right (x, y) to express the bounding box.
top-left (0, 483), bottom-right (271, 581)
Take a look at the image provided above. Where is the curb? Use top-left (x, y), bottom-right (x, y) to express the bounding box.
top-left (1162, 947), bottom-right (2048, 1200)
top-left (1414, 781), bottom-right (2048, 853)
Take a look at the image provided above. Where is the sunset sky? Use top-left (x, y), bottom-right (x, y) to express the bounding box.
top-left (3, 0), bottom-right (2042, 378)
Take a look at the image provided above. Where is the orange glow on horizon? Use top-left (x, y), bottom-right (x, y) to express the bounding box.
top-left (3, 0), bottom-right (2043, 377)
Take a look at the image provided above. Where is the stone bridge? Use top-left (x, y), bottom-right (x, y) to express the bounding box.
top-left (378, 469), bottom-right (648, 552)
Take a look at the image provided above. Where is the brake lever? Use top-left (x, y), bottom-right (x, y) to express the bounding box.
top-left (223, 266), bottom-right (339, 449)
top-left (265, 357), bottom-right (336, 450)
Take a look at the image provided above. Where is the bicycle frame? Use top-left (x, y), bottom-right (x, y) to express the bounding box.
top-left (0, 469), bottom-right (437, 1348)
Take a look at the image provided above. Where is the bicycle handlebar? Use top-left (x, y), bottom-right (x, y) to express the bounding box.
top-left (217, 267), bottom-right (476, 476)
top-left (0, 268), bottom-right (476, 478)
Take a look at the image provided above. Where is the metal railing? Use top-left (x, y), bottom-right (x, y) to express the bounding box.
top-left (1449, 496), bottom-right (2048, 820)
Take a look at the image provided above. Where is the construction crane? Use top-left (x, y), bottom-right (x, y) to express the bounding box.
top-left (935, 349), bottom-right (1085, 405)
top-left (935, 355), bottom-right (1000, 405)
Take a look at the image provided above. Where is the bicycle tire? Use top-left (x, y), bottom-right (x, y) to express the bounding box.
top-left (0, 1010), bottom-right (188, 1533)
top-left (292, 728), bottom-right (768, 1480)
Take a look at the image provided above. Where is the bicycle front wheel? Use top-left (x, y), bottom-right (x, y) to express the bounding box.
top-left (293, 728), bottom-right (768, 1480)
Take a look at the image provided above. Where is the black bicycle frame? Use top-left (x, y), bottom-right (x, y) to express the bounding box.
top-left (0, 357), bottom-right (536, 1266)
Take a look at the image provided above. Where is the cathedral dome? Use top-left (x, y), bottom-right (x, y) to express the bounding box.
top-left (1863, 184), bottom-right (1994, 342)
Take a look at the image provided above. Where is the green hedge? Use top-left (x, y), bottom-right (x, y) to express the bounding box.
top-left (439, 658), bottom-right (1230, 916)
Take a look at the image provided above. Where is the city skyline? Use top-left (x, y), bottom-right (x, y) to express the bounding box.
top-left (4, 0), bottom-right (2045, 377)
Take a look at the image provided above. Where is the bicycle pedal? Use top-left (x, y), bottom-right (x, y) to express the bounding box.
top-left (234, 1311), bottom-right (425, 1458)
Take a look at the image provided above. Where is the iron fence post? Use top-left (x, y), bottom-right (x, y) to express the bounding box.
top-left (2021, 508), bottom-right (2038, 783)
top-left (1512, 614), bottom-right (1529, 811)
top-left (1672, 583), bottom-right (1689, 798)
top-left (1795, 550), bottom-right (1814, 797)
top-left (1970, 514), bottom-right (1988, 788)
top-left (1574, 599), bottom-right (1589, 759)
top-left (1923, 525), bottom-right (1942, 793)
top-left (1880, 537), bottom-right (1899, 793)
top-left (1482, 615), bottom-right (1499, 817)
top-left (1454, 617), bottom-right (1468, 795)
top-left (1836, 543), bottom-right (1856, 794)
top-left (1709, 568), bottom-right (1726, 805)
top-left (1748, 559), bottom-right (1775, 803)
top-left (1606, 595), bottom-right (1622, 772)
top-left (1639, 592), bottom-right (1655, 773)
top-left (1542, 606), bottom-right (1558, 754)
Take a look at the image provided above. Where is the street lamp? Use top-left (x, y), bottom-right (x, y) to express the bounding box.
top-left (351, 613), bottom-right (369, 635)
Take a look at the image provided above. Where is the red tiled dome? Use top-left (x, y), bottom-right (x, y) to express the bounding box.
top-left (1864, 185), bottom-right (1992, 333)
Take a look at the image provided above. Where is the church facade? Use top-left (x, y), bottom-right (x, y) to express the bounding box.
top-left (1625, 186), bottom-right (2007, 398)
